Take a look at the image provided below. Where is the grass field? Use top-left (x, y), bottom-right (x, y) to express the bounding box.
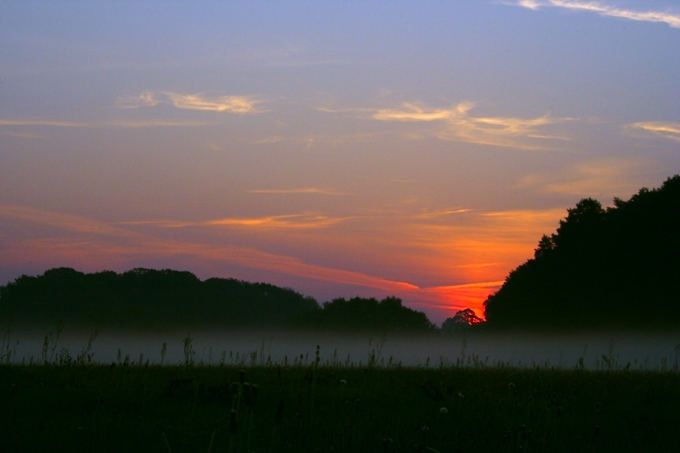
top-left (2, 333), bottom-right (679, 453)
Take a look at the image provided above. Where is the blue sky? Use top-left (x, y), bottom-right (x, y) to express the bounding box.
top-left (1, 1), bottom-right (679, 323)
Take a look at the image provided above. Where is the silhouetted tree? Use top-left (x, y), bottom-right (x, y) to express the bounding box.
top-left (0, 267), bottom-right (440, 333)
top-left (0, 268), bottom-right (320, 330)
top-left (297, 296), bottom-right (436, 333)
top-left (441, 308), bottom-right (484, 333)
top-left (534, 234), bottom-right (555, 259)
top-left (483, 175), bottom-right (680, 331)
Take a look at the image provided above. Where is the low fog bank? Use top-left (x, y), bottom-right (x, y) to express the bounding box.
top-left (4, 328), bottom-right (679, 371)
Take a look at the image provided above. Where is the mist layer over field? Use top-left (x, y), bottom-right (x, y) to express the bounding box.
top-left (5, 328), bottom-right (679, 371)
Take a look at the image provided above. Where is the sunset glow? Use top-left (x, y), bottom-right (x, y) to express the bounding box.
top-left (1, 1), bottom-right (678, 324)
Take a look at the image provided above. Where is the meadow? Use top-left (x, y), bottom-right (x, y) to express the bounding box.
top-left (1, 331), bottom-right (679, 453)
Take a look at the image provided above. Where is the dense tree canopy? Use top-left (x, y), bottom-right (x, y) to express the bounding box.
top-left (483, 175), bottom-right (680, 331)
top-left (297, 296), bottom-right (437, 333)
top-left (0, 268), bottom-right (319, 330)
top-left (0, 268), bottom-right (437, 333)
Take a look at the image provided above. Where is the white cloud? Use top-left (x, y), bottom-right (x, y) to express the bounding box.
top-left (164, 93), bottom-right (260, 113)
top-left (114, 91), bottom-right (262, 114)
top-left (372, 101), bottom-right (572, 149)
top-left (115, 91), bottom-right (159, 109)
top-left (511, 0), bottom-right (680, 28)
top-left (626, 121), bottom-right (680, 143)
top-left (517, 0), bottom-right (542, 10)
top-left (373, 103), bottom-right (468, 121)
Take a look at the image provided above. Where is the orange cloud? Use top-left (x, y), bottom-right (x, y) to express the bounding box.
top-left (163, 241), bottom-right (420, 293)
top-left (0, 205), bottom-right (417, 295)
top-left (120, 213), bottom-right (352, 230)
top-left (421, 281), bottom-right (505, 317)
top-left (388, 281), bottom-right (504, 322)
top-left (206, 214), bottom-right (349, 229)
top-left (164, 92), bottom-right (261, 113)
top-left (248, 188), bottom-right (352, 196)
top-left (373, 102), bottom-right (466, 121)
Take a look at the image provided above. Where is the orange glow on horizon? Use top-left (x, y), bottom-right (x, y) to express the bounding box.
top-left (0, 203), bottom-right (553, 324)
top-left (412, 281), bottom-right (504, 320)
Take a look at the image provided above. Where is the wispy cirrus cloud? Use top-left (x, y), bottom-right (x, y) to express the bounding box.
top-left (0, 205), bottom-right (142, 239)
top-left (416, 281), bottom-right (506, 317)
top-left (433, 280), bottom-right (505, 290)
top-left (2, 90), bottom-right (254, 129)
top-left (0, 204), bottom-right (418, 295)
top-left (372, 101), bottom-right (572, 149)
top-left (165, 92), bottom-right (261, 113)
top-left (0, 119), bottom-right (89, 128)
top-left (115, 91), bottom-right (160, 109)
top-left (206, 214), bottom-right (349, 229)
top-left (414, 208), bottom-right (473, 220)
top-left (0, 119), bottom-right (216, 129)
top-left (516, 158), bottom-right (646, 198)
top-left (248, 188), bottom-right (352, 196)
top-left (106, 120), bottom-right (219, 128)
top-left (116, 91), bottom-right (263, 114)
top-left (626, 121), bottom-right (680, 143)
top-left (511, 0), bottom-right (680, 28)
top-left (254, 129), bottom-right (397, 150)
top-left (120, 213), bottom-right (351, 230)
top-left (374, 103), bottom-right (462, 122)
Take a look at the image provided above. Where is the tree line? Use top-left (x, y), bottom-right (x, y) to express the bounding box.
top-left (0, 267), bottom-right (436, 333)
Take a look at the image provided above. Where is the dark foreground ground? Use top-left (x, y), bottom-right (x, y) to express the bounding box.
top-left (1, 363), bottom-right (678, 453)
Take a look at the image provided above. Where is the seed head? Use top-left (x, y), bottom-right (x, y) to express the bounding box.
top-left (440, 407), bottom-right (448, 414)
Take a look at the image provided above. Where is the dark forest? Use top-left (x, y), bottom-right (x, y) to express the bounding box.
top-left (483, 175), bottom-right (680, 331)
top-left (0, 267), bottom-right (435, 333)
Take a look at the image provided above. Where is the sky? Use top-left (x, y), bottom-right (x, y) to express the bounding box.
top-left (1, 1), bottom-right (679, 325)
